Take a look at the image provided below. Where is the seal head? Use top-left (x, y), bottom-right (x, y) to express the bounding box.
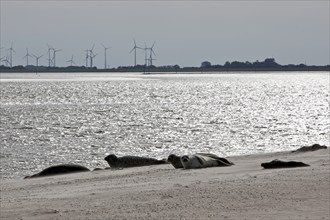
top-left (167, 154), bottom-right (184, 169)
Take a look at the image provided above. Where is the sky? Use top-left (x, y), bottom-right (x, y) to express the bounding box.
top-left (1, 0), bottom-right (329, 68)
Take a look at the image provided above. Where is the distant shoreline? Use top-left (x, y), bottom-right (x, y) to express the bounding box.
top-left (1, 66), bottom-right (329, 73)
top-left (1, 57), bottom-right (329, 73)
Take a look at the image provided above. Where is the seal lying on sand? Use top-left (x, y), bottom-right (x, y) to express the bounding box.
top-left (168, 153), bottom-right (233, 169)
top-left (261, 159), bottom-right (310, 169)
top-left (24, 164), bottom-right (90, 179)
top-left (292, 144), bottom-right (327, 153)
top-left (178, 153), bottom-right (234, 169)
top-left (104, 154), bottom-right (167, 168)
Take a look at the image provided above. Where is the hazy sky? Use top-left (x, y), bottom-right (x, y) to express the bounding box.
top-left (1, 0), bottom-right (329, 68)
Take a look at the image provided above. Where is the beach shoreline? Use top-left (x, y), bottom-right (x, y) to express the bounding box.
top-left (1, 149), bottom-right (329, 220)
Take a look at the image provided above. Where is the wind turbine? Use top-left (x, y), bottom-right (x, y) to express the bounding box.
top-left (88, 44), bottom-right (96, 68)
top-left (101, 44), bottom-right (111, 69)
top-left (84, 49), bottom-right (90, 67)
top-left (33, 54), bottom-right (43, 68)
top-left (23, 48), bottom-right (33, 66)
top-left (52, 48), bottom-right (62, 67)
top-left (130, 38), bottom-right (141, 66)
top-left (90, 53), bottom-right (97, 68)
top-left (66, 55), bottom-right (76, 66)
top-left (46, 44), bottom-right (54, 67)
top-left (7, 42), bottom-right (15, 67)
top-left (143, 42), bottom-right (148, 66)
top-left (148, 42), bottom-right (156, 66)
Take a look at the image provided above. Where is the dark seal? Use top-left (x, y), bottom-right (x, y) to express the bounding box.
top-left (24, 164), bottom-right (90, 179)
top-left (292, 144), bottom-right (327, 153)
top-left (104, 154), bottom-right (167, 168)
top-left (261, 159), bottom-right (310, 169)
top-left (167, 154), bottom-right (184, 169)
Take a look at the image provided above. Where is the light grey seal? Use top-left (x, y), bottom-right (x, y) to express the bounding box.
top-left (104, 154), bottom-right (167, 168)
top-left (180, 154), bottom-right (234, 169)
top-left (24, 164), bottom-right (90, 179)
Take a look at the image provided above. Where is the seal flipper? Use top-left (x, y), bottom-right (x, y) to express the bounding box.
top-left (217, 158), bottom-right (234, 166)
top-left (196, 156), bottom-right (204, 166)
top-left (216, 158), bottom-right (233, 166)
top-left (197, 153), bottom-right (234, 165)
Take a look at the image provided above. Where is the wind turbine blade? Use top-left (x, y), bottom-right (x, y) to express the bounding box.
top-left (133, 38), bottom-right (137, 46)
top-left (151, 41), bottom-right (156, 48)
top-left (129, 48), bottom-right (135, 54)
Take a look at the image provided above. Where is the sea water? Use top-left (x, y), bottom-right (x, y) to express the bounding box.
top-left (0, 72), bottom-right (329, 179)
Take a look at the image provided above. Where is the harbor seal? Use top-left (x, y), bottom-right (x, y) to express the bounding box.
top-left (292, 144), bottom-right (327, 153)
top-left (168, 153), bottom-right (234, 169)
top-left (261, 159), bottom-right (310, 169)
top-left (180, 154), bottom-right (234, 169)
top-left (104, 154), bottom-right (167, 168)
top-left (24, 164), bottom-right (90, 179)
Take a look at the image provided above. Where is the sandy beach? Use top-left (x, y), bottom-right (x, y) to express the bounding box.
top-left (1, 148), bottom-right (329, 220)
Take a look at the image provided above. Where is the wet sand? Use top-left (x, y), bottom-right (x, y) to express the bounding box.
top-left (1, 148), bottom-right (329, 220)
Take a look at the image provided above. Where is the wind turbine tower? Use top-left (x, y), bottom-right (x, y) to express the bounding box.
top-left (23, 48), bottom-right (33, 66)
top-left (84, 49), bottom-right (90, 67)
top-left (148, 42), bottom-right (156, 66)
top-left (90, 53), bottom-right (97, 68)
top-left (88, 44), bottom-right (96, 68)
top-left (46, 44), bottom-right (54, 67)
top-left (52, 48), bottom-right (62, 67)
top-left (7, 42), bottom-right (15, 67)
top-left (130, 38), bottom-right (141, 66)
top-left (102, 44), bottom-right (111, 69)
top-left (143, 43), bottom-right (148, 66)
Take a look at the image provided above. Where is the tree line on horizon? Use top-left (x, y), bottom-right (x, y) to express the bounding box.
top-left (0, 58), bottom-right (329, 72)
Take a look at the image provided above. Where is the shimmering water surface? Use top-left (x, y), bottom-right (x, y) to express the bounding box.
top-left (1, 72), bottom-right (329, 179)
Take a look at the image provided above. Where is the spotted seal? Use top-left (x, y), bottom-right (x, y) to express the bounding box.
top-left (24, 164), bottom-right (90, 179)
top-left (104, 154), bottom-right (167, 168)
top-left (180, 154), bottom-right (234, 169)
top-left (168, 153), bottom-right (233, 169)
